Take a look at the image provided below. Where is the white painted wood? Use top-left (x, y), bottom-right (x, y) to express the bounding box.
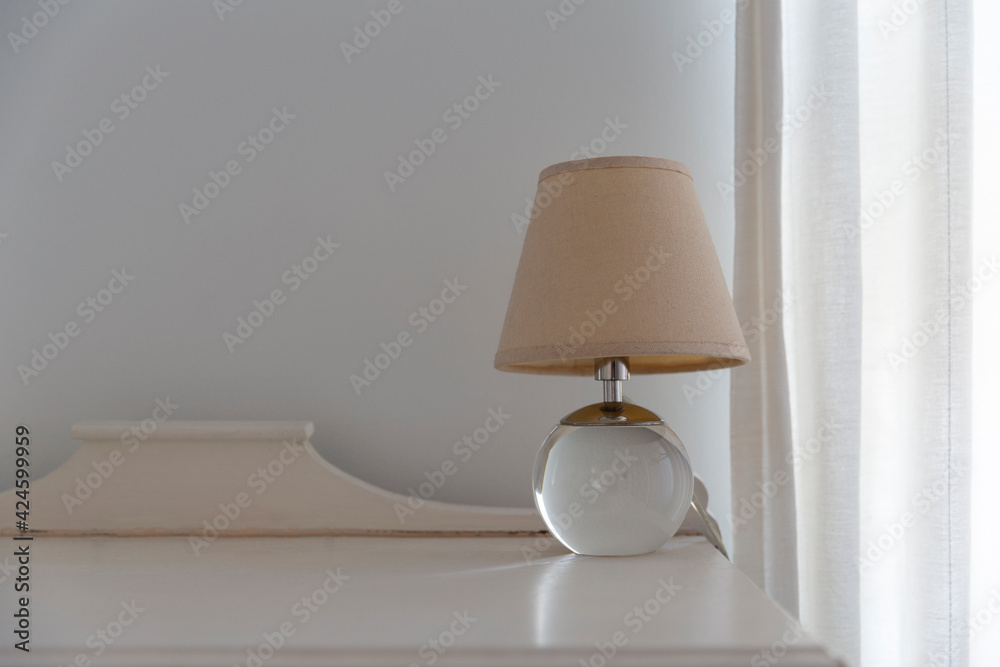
top-left (70, 420), bottom-right (317, 442)
top-left (0, 420), bottom-right (717, 538)
top-left (0, 535), bottom-right (841, 667)
top-left (0, 421), bottom-right (836, 664)
top-left (0, 421), bottom-right (542, 535)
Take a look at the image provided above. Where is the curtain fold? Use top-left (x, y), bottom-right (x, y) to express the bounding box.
top-left (730, 0), bottom-right (799, 618)
top-left (781, 2), bottom-right (864, 664)
top-left (856, 1), bottom-right (972, 665)
top-left (731, 1), bottom-right (973, 666)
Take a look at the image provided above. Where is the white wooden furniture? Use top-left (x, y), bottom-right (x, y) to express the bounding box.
top-left (0, 422), bottom-right (842, 666)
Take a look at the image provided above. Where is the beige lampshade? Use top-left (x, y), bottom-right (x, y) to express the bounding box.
top-left (494, 156), bottom-right (749, 376)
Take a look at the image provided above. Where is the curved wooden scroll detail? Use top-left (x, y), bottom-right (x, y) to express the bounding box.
top-left (0, 420), bottom-right (715, 538)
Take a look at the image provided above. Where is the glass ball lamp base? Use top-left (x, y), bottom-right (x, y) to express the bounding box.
top-left (532, 359), bottom-right (695, 557)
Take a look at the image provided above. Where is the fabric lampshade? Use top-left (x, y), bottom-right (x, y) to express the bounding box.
top-left (494, 156), bottom-right (750, 376)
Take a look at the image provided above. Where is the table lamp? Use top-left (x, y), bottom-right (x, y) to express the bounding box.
top-left (494, 156), bottom-right (749, 556)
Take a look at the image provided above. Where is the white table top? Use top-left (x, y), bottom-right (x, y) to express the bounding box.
top-left (1, 535), bottom-right (839, 666)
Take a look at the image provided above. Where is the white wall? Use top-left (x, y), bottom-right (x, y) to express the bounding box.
top-left (0, 0), bottom-right (737, 546)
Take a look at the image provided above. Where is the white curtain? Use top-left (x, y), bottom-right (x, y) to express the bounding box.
top-left (730, 1), bottom-right (978, 666)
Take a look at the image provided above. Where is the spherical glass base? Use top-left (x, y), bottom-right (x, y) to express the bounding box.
top-left (533, 420), bottom-right (694, 556)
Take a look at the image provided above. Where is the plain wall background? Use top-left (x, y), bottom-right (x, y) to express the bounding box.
top-left (0, 0), bottom-right (738, 547)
